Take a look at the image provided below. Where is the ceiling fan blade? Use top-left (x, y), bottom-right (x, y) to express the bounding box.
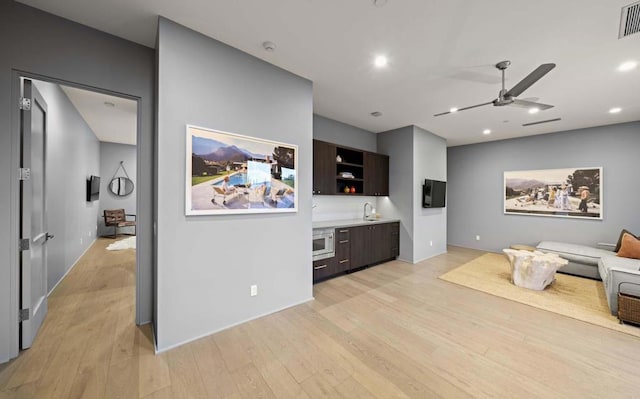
top-left (433, 101), bottom-right (493, 117)
top-left (505, 63), bottom-right (556, 98)
top-left (522, 118), bottom-right (561, 126)
top-left (510, 99), bottom-right (554, 110)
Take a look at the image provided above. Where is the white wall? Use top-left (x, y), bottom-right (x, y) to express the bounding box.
top-left (156, 18), bottom-right (313, 351)
top-left (33, 81), bottom-right (101, 293)
top-left (412, 126), bottom-right (447, 262)
top-left (99, 142), bottom-right (137, 236)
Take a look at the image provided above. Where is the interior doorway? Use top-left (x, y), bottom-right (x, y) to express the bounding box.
top-left (17, 75), bottom-right (139, 351)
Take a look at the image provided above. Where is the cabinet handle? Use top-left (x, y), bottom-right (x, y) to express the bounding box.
top-left (339, 229), bottom-right (348, 233)
top-left (339, 259), bottom-right (349, 264)
top-left (314, 264), bottom-right (328, 270)
top-left (339, 240), bottom-right (349, 244)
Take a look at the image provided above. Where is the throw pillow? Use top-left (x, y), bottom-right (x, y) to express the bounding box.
top-left (617, 233), bottom-right (640, 260)
top-left (615, 229), bottom-right (639, 253)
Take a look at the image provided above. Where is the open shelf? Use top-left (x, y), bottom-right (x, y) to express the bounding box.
top-left (336, 161), bottom-right (363, 168)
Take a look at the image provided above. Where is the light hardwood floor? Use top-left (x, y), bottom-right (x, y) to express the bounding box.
top-left (2, 242), bottom-right (640, 398)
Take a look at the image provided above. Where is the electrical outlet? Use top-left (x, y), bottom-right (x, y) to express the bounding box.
top-left (475, 235), bottom-right (480, 241)
top-left (250, 285), bottom-right (258, 297)
top-left (429, 240), bottom-right (433, 247)
top-left (80, 237), bottom-right (83, 245)
top-left (88, 230), bottom-right (92, 237)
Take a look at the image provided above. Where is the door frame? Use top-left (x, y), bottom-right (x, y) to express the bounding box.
top-left (9, 69), bottom-right (144, 358)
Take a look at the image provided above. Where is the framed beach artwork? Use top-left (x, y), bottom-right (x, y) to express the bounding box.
top-left (186, 125), bottom-right (298, 215)
top-left (504, 167), bottom-right (602, 219)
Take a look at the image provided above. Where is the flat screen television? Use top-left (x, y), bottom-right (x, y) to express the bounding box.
top-left (86, 175), bottom-right (100, 201)
top-left (422, 179), bottom-right (446, 208)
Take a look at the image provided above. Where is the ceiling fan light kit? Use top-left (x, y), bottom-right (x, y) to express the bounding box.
top-left (434, 61), bottom-right (556, 117)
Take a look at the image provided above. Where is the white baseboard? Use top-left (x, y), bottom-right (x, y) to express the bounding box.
top-left (47, 237), bottom-right (96, 296)
top-left (155, 296), bottom-right (315, 354)
top-left (412, 250), bottom-right (448, 264)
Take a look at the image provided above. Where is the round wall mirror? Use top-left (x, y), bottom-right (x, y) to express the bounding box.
top-left (109, 177), bottom-right (134, 196)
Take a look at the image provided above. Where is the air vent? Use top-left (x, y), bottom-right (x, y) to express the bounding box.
top-left (522, 118), bottom-right (561, 127)
top-left (620, 1), bottom-right (640, 38)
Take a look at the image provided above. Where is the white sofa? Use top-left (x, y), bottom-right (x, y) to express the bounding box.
top-left (537, 241), bottom-right (640, 315)
top-left (598, 255), bottom-right (640, 315)
top-left (535, 241), bottom-right (611, 280)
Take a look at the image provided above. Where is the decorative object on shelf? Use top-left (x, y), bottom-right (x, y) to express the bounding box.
top-left (336, 155), bottom-right (342, 162)
top-left (504, 167), bottom-right (602, 219)
top-left (109, 161), bottom-right (134, 197)
top-left (350, 186), bottom-right (356, 193)
top-left (339, 171), bottom-right (354, 179)
top-left (344, 186), bottom-right (350, 193)
top-left (186, 125), bottom-right (298, 215)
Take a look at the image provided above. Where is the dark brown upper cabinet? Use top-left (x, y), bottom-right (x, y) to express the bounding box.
top-left (364, 152), bottom-right (389, 196)
top-left (313, 139), bottom-right (389, 196)
top-left (312, 140), bottom-right (336, 195)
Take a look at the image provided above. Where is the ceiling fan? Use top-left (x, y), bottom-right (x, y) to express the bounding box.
top-left (434, 61), bottom-right (556, 117)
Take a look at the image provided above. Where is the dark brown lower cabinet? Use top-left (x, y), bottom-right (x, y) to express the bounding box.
top-left (335, 228), bottom-right (351, 273)
top-left (349, 222), bottom-right (399, 270)
top-left (313, 258), bottom-right (335, 281)
top-left (313, 222), bottom-right (399, 283)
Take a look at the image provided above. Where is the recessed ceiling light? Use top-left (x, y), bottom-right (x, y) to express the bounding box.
top-left (609, 107), bottom-right (622, 114)
top-left (104, 101), bottom-right (115, 107)
top-left (528, 107), bottom-right (540, 114)
top-left (449, 107), bottom-right (458, 113)
top-left (373, 0), bottom-right (388, 7)
top-left (371, 111), bottom-right (383, 117)
top-left (374, 55), bottom-right (388, 68)
top-left (618, 61), bottom-right (637, 72)
top-left (483, 129), bottom-right (491, 135)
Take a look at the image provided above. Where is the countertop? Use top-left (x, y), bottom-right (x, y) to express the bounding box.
top-left (312, 218), bottom-right (400, 230)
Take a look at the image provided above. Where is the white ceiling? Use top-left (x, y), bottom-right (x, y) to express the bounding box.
top-left (61, 85), bottom-right (137, 145)
top-left (22, 0), bottom-right (640, 146)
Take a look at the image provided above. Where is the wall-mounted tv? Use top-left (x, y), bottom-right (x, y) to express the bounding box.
top-left (86, 175), bottom-right (100, 201)
top-left (422, 179), bottom-right (446, 208)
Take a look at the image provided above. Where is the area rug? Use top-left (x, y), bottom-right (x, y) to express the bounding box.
top-left (439, 252), bottom-right (640, 338)
top-left (106, 236), bottom-right (136, 251)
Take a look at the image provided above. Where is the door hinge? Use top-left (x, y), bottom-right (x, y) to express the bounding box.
top-left (19, 97), bottom-right (31, 111)
top-left (19, 168), bottom-right (31, 181)
top-left (19, 309), bottom-right (29, 322)
top-left (19, 238), bottom-right (30, 251)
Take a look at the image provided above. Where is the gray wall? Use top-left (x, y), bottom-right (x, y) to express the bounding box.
top-left (99, 142), bottom-right (137, 236)
top-left (413, 126), bottom-right (447, 261)
top-left (156, 18), bottom-right (313, 351)
top-left (377, 125), bottom-right (448, 263)
top-left (377, 126), bottom-right (415, 262)
top-left (0, 1), bottom-right (154, 362)
top-left (313, 114), bottom-right (377, 152)
top-left (447, 121), bottom-right (640, 252)
top-left (33, 81), bottom-right (101, 293)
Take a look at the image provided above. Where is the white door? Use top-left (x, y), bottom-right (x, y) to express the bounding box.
top-left (20, 79), bottom-right (51, 349)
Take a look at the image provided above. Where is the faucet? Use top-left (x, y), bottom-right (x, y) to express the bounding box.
top-left (363, 202), bottom-right (373, 220)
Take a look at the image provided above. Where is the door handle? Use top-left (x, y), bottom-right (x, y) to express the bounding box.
top-left (46, 233), bottom-right (55, 240)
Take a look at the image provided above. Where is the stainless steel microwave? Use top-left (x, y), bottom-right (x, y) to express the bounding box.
top-left (312, 228), bottom-right (335, 261)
